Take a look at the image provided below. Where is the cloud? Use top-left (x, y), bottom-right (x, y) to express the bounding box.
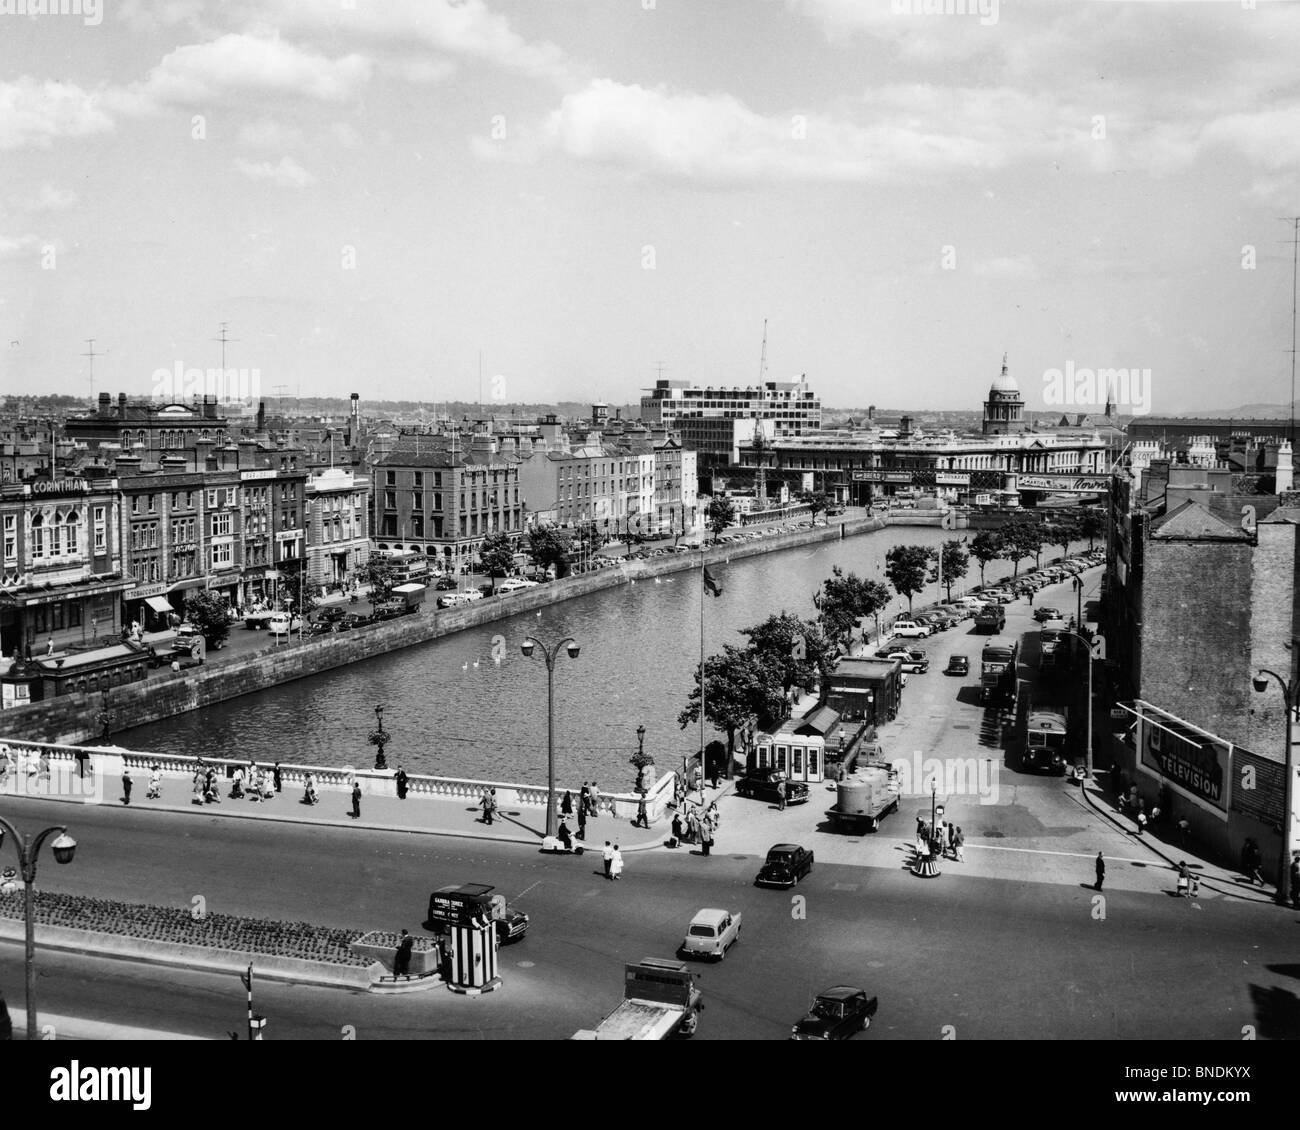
top-left (233, 155), bottom-right (317, 188)
top-left (482, 79), bottom-right (1035, 184)
top-left (237, 118), bottom-right (304, 149)
top-left (0, 79), bottom-right (114, 151)
top-left (248, 0), bottom-right (569, 82)
top-left (0, 233), bottom-right (43, 263)
top-left (133, 34), bottom-right (372, 107)
top-left (971, 255), bottom-right (1037, 280)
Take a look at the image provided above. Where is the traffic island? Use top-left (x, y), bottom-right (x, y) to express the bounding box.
top-left (351, 931), bottom-right (443, 993)
top-left (0, 889), bottom-right (385, 989)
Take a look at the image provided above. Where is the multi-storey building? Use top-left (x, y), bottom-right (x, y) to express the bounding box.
top-left (66, 392), bottom-right (231, 457)
top-left (374, 435), bottom-right (523, 574)
top-left (640, 377), bottom-right (821, 464)
top-left (305, 466), bottom-right (370, 589)
top-left (1105, 457), bottom-right (1299, 882)
top-left (0, 475), bottom-right (129, 657)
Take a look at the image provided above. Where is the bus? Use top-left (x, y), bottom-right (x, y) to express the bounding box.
top-left (371, 549), bottom-right (429, 584)
top-left (1023, 706), bottom-right (1069, 775)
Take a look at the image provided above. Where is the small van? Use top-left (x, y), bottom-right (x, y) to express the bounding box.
top-left (891, 620), bottom-right (932, 639)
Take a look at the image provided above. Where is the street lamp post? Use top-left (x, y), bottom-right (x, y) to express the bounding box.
top-left (369, 704), bottom-right (389, 771)
top-left (0, 817), bottom-right (77, 1040)
top-left (1252, 651), bottom-right (1297, 906)
top-left (1059, 628), bottom-right (1097, 780)
top-left (521, 635), bottom-right (580, 837)
top-left (1073, 575), bottom-right (1084, 627)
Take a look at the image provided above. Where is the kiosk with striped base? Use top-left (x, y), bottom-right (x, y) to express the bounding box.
top-left (446, 920), bottom-right (501, 995)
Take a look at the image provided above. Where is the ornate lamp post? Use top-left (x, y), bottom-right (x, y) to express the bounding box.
top-left (96, 690), bottom-right (114, 744)
top-left (521, 635), bottom-right (580, 838)
top-left (1252, 648), bottom-right (1297, 906)
top-left (0, 817), bottom-right (77, 1040)
top-left (368, 704), bottom-right (389, 771)
top-left (911, 778), bottom-right (941, 878)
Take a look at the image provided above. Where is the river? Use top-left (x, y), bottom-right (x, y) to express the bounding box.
top-left (120, 525), bottom-right (1092, 789)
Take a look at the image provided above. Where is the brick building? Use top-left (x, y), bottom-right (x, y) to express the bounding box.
top-left (1106, 461), bottom-right (1300, 880)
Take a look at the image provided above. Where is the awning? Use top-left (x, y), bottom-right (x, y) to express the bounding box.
top-left (145, 597), bottom-right (173, 615)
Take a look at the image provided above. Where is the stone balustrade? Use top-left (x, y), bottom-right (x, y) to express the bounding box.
top-left (0, 735), bottom-right (675, 822)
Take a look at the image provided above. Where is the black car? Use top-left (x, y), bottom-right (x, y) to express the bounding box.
top-left (734, 769), bottom-right (809, 805)
top-left (434, 576), bottom-right (458, 591)
top-left (790, 987), bottom-right (878, 1040)
top-left (945, 654), bottom-right (970, 676)
top-left (755, 843), bottom-right (814, 888)
top-left (1033, 607), bottom-right (1064, 623)
top-left (315, 607), bottom-right (347, 624)
top-left (424, 883), bottom-right (529, 943)
top-left (339, 612), bottom-right (373, 629)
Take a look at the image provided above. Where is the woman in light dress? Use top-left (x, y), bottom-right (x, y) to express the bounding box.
top-left (611, 845), bottom-right (625, 880)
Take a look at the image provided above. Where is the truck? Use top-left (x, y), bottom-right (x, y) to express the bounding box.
top-left (826, 761), bottom-right (901, 833)
top-left (572, 958), bottom-right (702, 1040)
top-left (1038, 619), bottom-right (1070, 672)
top-left (980, 640), bottom-right (1019, 707)
top-left (974, 604), bottom-right (1005, 633)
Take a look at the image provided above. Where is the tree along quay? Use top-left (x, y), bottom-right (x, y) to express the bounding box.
top-left (1, 516), bottom-right (885, 748)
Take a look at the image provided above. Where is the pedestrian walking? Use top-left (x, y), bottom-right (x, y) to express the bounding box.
top-left (273, 762), bottom-right (282, 793)
top-left (481, 788), bottom-right (495, 825)
top-left (954, 827), bottom-right (965, 863)
top-left (947, 821), bottom-right (957, 858)
top-left (1176, 861), bottom-right (1190, 898)
top-left (590, 781), bottom-right (601, 817)
top-left (1290, 857), bottom-right (1300, 909)
top-left (699, 821), bottom-right (713, 857)
top-left (1094, 852), bottom-right (1105, 891)
top-left (122, 767), bottom-right (132, 805)
top-left (579, 781), bottom-right (590, 816)
top-left (1244, 838), bottom-right (1264, 885)
top-left (393, 929), bottom-right (413, 978)
top-left (231, 765), bottom-right (245, 799)
top-left (634, 796), bottom-right (649, 828)
top-left (1189, 873), bottom-right (1200, 899)
top-left (710, 759), bottom-right (720, 790)
top-left (351, 781), bottom-right (361, 819)
top-left (1177, 818), bottom-right (1191, 846)
top-left (577, 806), bottom-right (587, 843)
top-left (192, 772), bottom-right (204, 806)
top-left (602, 841), bottom-right (614, 880)
top-left (1135, 810), bottom-right (1147, 837)
top-left (395, 766), bottom-right (409, 800)
top-left (611, 845), bottom-right (624, 880)
top-left (777, 777), bottom-right (787, 811)
top-left (146, 765), bottom-right (161, 800)
top-left (561, 789), bottom-right (573, 817)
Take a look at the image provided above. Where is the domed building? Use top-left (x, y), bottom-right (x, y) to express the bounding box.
top-left (982, 353), bottom-right (1026, 435)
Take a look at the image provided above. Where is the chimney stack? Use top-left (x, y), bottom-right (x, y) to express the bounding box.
top-left (118, 392), bottom-right (128, 419)
top-left (98, 392), bottom-right (112, 417)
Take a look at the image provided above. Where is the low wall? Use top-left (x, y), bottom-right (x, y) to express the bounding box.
top-left (1, 517), bottom-right (886, 747)
top-left (0, 916), bottom-right (384, 990)
top-left (0, 737), bottom-right (679, 823)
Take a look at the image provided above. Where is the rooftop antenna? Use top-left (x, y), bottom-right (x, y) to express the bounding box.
top-left (273, 384), bottom-right (289, 418)
top-left (478, 349), bottom-right (483, 422)
top-left (757, 319), bottom-right (768, 383)
top-left (1283, 217), bottom-right (1300, 446)
top-left (82, 338), bottom-right (103, 405)
top-left (654, 360), bottom-right (667, 380)
top-left (213, 322), bottom-right (238, 373)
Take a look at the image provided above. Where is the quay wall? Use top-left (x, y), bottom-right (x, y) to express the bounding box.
top-left (1, 517), bottom-right (887, 746)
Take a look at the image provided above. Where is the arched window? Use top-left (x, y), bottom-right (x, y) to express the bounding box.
top-left (30, 511), bottom-right (44, 557)
top-left (121, 430), bottom-right (131, 447)
top-left (65, 510), bottom-right (79, 554)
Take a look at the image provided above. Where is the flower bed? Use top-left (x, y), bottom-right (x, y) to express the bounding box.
top-left (0, 890), bottom-right (370, 966)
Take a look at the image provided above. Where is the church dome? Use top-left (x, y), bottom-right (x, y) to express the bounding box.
top-left (990, 353), bottom-right (1019, 395)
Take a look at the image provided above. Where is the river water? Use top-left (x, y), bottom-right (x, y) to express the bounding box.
top-left (120, 526), bottom-right (1090, 789)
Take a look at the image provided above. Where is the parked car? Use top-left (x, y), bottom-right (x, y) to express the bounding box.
top-left (953, 596), bottom-right (984, 610)
top-left (497, 578), bottom-right (537, 593)
top-left (790, 986), bottom-right (878, 1041)
top-left (734, 768), bottom-right (809, 805)
top-left (880, 647), bottom-right (929, 673)
top-left (314, 606), bottom-right (347, 624)
top-left (1034, 606), bottom-right (1065, 623)
top-left (679, 908), bottom-right (742, 961)
top-left (267, 613), bottom-right (302, 635)
top-left (339, 612), bottom-right (373, 629)
top-left (891, 620), bottom-right (932, 639)
top-left (755, 844), bottom-right (815, 888)
top-left (945, 654), bottom-right (970, 676)
top-left (913, 612), bottom-right (950, 632)
top-left (437, 591), bottom-right (484, 608)
top-left (434, 576), bottom-right (458, 591)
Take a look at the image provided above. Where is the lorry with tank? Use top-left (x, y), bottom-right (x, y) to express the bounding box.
top-left (974, 603), bottom-right (1006, 633)
top-left (826, 760), bottom-right (901, 833)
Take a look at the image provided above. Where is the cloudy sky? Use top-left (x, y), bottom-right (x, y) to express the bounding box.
top-left (1, 0), bottom-right (1298, 415)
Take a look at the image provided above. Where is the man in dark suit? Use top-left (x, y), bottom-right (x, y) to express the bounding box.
top-left (1095, 852), bottom-right (1105, 892)
top-left (394, 930), bottom-right (414, 978)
